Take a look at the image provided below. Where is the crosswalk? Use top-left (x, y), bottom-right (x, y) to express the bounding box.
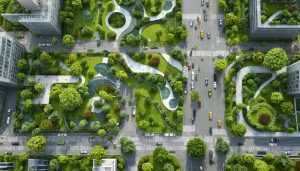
top-left (182, 14), bottom-right (202, 20)
top-left (183, 66), bottom-right (189, 78)
top-left (190, 50), bottom-right (229, 57)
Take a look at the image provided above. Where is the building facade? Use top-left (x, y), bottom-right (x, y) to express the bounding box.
top-left (287, 61), bottom-right (300, 95)
top-left (249, 0), bottom-right (300, 39)
top-left (2, 0), bottom-right (61, 35)
top-left (0, 30), bottom-right (25, 87)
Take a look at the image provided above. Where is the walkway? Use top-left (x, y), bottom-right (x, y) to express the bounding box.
top-left (59, 62), bottom-right (86, 86)
top-left (143, 0), bottom-right (176, 21)
top-left (161, 53), bottom-right (183, 71)
top-left (106, 0), bottom-right (132, 39)
top-left (88, 97), bottom-right (103, 113)
top-left (23, 76), bottom-right (79, 104)
top-left (262, 10), bottom-right (282, 26)
top-left (235, 66), bottom-right (300, 137)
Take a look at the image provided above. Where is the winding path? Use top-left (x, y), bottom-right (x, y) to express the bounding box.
top-left (235, 66), bottom-right (300, 137)
top-left (59, 62), bottom-right (86, 86)
top-left (161, 53), bottom-right (183, 71)
top-left (120, 53), bottom-right (178, 110)
top-left (142, 0), bottom-right (176, 21)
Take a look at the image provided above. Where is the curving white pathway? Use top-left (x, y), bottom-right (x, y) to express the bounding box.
top-left (161, 53), bottom-right (183, 71)
top-left (120, 53), bottom-right (178, 110)
top-left (142, 0), bottom-right (176, 21)
top-left (235, 66), bottom-right (300, 137)
top-left (88, 97), bottom-right (104, 113)
top-left (105, 0), bottom-right (132, 39)
top-left (59, 62), bottom-right (86, 86)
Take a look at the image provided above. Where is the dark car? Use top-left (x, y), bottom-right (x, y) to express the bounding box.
top-left (102, 50), bottom-right (109, 53)
top-left (257, 151), bottom-right (267, 155)
top-left (249, 47), bottom-right (255, 51)
top-left (150, 46), bottom-right (159, 49)
top-left (189, 50), bottom-right (192, 57)
top-left (156, 142), bottom-right (163, 146)
top-left (271, 138), bottom-right (279, 143)
top-left (193, 110), bottom-right (196, 117)
top-left (192, 63), bottom-right (194, 69)
top-left (214, 74), bottom-right (217, 82)
top-left (209, 127), bottom-right (213, 135)
top-left (206, 1), bottom-right (209, 7)
top-left (238, 143), bottom-right (244, 146)
top-left (169, 150), bottom-right (175, 153)
top-left (11, 142), bottom-right (19, 146)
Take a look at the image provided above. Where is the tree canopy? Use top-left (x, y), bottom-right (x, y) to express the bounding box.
top-left (59, 88), bottom-right (82, 111)
top-left (187, 137), bottom-right (206, 158)
top-left (216, 137), bottom-right (230, 154)
top-left (27, 135), bottom-right (47, 152)
top-left (120, 137), bottom-right (136, 153)
top-left (90, 145), bottom-right (106, 163)
top-left (263, 48), bottom-right (287, 71)
top-left (215, 58), bottom-right (228, 71)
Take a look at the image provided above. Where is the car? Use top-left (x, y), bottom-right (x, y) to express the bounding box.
top-left (145, 133), bottom-right (155, 136)
top-left (223, 27), bottom-right (226, 34)
top-left (271, 138), bottom-right (279, 143)
top-left (189, 50), bottom-right (192, 57)
top-left (191, 71), bottom-right (195, 81)
top-left (203, 9), bottom-right (206, 13)
top-left (11, 142), bottom-right (19, 146)
top-left (269, 143), bottom-right (277, 147)
top-left (57, 140), bottom-right (65, 145)
top-left (197, 17), bottom-right (201, 24)
top-left (102, 50), bottom-right (109, 53)
top-left (238, 143), bottom-right (244, 146)
top-left (142, 46), bottom-right (148, 50)
top-left (169, 150), bottom-right (175, 153)
top-left (205, 78), bottom-right (208, 86)
top-left (214, 74), bottom-right (217, 82)
top-left (190, 21), bottom-right (193, 27)
top-left (209, 112), bottom-right (213, 120)
top-left (204, 14), bottom-right (208, 21)
top-left (207, 32), bottom-right (211, 39)
top-left (219, 19), bottom-right (223, 26)
top-left (214, 82), bottom-right (217, 89)
top-left (200, 30), bottom-right (204, 39)
top-left (209, 148), bottom-right (214, 164)
top-left (208, 90), bottom-right (212, 97)
top-left (191, 81), bottom-right (194, 90)
top-left (249, 47), bottom-right (255, 51)
top-left (257, 151), bottom-right (267, 155)
top-left (285, 151), bottom-right (292, 155)
top-left (209, 127), bottom-right (213, 135)
top-left (206, 0), bottom-right (209, 7)
top-left (192, 63), bottom-right (194, 69)
top-left (184, 88), bottom-right (187, 94)
top-left (193, 110), bottom-right (196, 117)
top-left (200, 166), bottom-right (203, 171)
top-left (6, 117), bottom-right (10, 125)
top-left (132, 106), bottom-right (136, 116)
top-left (201, 0), bottom-right (204, 6)
top-left (5, 152), bottom-right (12, 155)
top-left (191, 117), bottom-right (195, 124)
top-left (217, 120), bottom-right (222, 128)
top-left (80, 150), bottom-right (88, 154)
top-left (8, 109), bottom-right (12, 113)
top-left (156, 142), bottom-right (163, 146)
top-left (150, 46), bottom-right (158, 49)
top-left (187, 63), bottom-right (192, 70)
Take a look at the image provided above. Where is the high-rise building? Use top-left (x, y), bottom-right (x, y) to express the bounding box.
top-left (287, 61), bottom-right (300, 95)
top-left (1, 0), bottom-right (61, 35)
top-left (0, 30), bottom-right (25, 87)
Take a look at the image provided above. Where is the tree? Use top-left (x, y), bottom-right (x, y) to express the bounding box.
top-left (149, 56), bottom-right (160, 66)
top-left (49, 159), bottom-right (60, 171)
top-left (262, 153), bottom-right (275, 164)
top-left (142, 162), bottom-right (153, 171)
top-left (34, 83), bottom-right (45, 93)
top-left (27, 135), bottom-right (46, 152)
top-left (218, 0), bottom-right (227, 11)
top-left (231, 124), bottom-right (247, 136)
top-left (70, 63), bottom-right (82, 77)
top-left (107, 1), bottom-right (114, 11)
top-left (215, 58), bottom-right (228, 71)
top-left (107, 31), bottom-right (116, 40)
top-left (27, 77), bottom-right (36, 85)
top-left (254, 159), bottom-right (269, 171)
top-left (39, 119), bottom-right (53, 130)
top-left (176, 11), bottom-right (182, 21)
top-left (187, 138), bottom-right (206, 158)
top-left (252, 51), bottom-right (265, 63)
top-left (59, 88), bottom-right (82, 111)
top-left (90, 121), bottom-right (101, 131)
top-left (18, 73), bottom-right (26, 81)
top-left (243, 154), bottom-right (255, 165)
top-left (281, 101), bottom-right (294, 113)
top-left (225, 13), bottom-right (238, 26)
top-left (99, 91), bottom-right (113, 102)
top-left (270, 92), bottom-right (284, 104)
top-left (167, 33), bottom-right (175, 43)
top-left (263, 48), bottom-right (287, 71)
top-left (120, 137), bottom-right (136, 153)
top-left (163, 163), bottom-right (174, 171)
top-left (58, 155), bottom-right (69, 164)
top-left (116, 70), bottom-right (128, 81)
top-left (90, 145), bottom-right (106, 162)
top-left (72, 0), bottom-right (82, 9)
top-left (153, 147), bottom-right (169, 162)
top-left (52, 37), bottom-right (58, 44)
top-left (69, 121), bottom-right (77, 129)
top-left (17, 58), bottom-right (28, 70)
top-left (21, 122), bottom-right (35, 133)
top-left (19, 152), bottom-right (29, 162)
top-left (191, 90), bottom-right (200, 102)
top-left (81, 26), bottom-right (93, 37)
top-left (170, 48), bottom-right (184, 63)
top-left (62, 34), bottom-right (75, 47)
top-left (97, 129), bottom-right (106, 136)
top-left (39, 51), bottom-right (52, 65)
top-left (274, 154), bottom-right (293, 170)
top-left (79, 119), bottom-right (88, 127)
top-left (20, 89), bottom-right (33, 100)
top-left (107, 118), bottom-right (119, 133)
top-left (138, 120), bottom-right (150, 130)
top-left (215, 137), bottom-right (230, 154)
top-left (48, 111), bottom-right (59, 122)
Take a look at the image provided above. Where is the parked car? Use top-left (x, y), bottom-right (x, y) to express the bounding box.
top-left (214, 74), bottom-right (217, 82)
top-left (238, 143), bottom-right (244, 146)
top-left (204, 14), bottom-right (208, 21)
top-left (271, 138), bottom-right (279, 143)
top-left (206, 0), bottom-right (209, 7)
top-left (201, 0), bottom-right (204, 6)
top-left (193, 110), bottom-right (196, 117)
top-left (203, 9), bottom-right (206, 13)
top-left (219, 19), bottom-right (223, 26)
top-left (142, 46), bottom-right (148, 50)
top-left (214, 82), bottom-right (217, 89)
top-left (11, 142), bottom-right (19, 146)
top-left (209, 148), bottom-right (214, 164)
top-left (5, 152), bottom-right (12, 155)
top-left (184, 88), bottom-right (187, 94)
top-left (207, 32), bottom-right (211, 39)
top-left (257, 151), bottom-right (267, 155)
top-left (208, 90), bottom-right (212, 97)
top-left (217, 120), bottom-right (222, 128)
top-left (169, 150), bottom-right (175, 153)
top-left (246, 150), bottom-right (253, 154)
top-left (191, 81), bottom-right (194, 90)
top-left (156, 142), bottom-right (163, 146)
top-left (285, 151), bottom-right (291, 155)
top-left (209, 112), bottom-right (213, 120)
top-left (80, 150), bottom-right (88, 154)
top-left (191, 71), bottom-right (195, 81)
top-left (269, 143), bottom-right (277, 147)
top-left (150, 46), bottom-right (158, 49)
top-left (209, 127), bottom-right (213, 135)
top-left (192, 63), bottom-right (194, 69)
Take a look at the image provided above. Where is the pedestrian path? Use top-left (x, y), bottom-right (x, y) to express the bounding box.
top-left (161, 53), bottom-right (183, 71)
top-left (143, 0), bottom-right (176, 21)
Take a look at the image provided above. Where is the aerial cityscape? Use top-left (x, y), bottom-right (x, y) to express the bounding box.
top-left (0, 0), bottom-right (299, 170)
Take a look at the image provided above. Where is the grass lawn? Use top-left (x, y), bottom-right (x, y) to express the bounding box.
top-left (261, 0), bottom-right (293, 19)
top-left (133, 53), bottom-right (180, 75)
top-left (135, 84), bottom-right (180, 133)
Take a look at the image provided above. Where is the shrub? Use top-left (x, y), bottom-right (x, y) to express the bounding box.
top-left (149, 56), bottom-right (160, 66)
top-left (259, 113), bottom-right (271, 125)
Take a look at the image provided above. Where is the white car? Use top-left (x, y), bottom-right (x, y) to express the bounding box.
top-left (213, 82), bottom-right (217, 89)
top-left (142, 46), bottom-right (148, 50)
top-left (6, 117), bottom-right (10, 125)
top-left (132, 106), bottom-right (136, 116)
top-left (190, 21), bottom-right (193, 27)
top-left (8, 109), bottom-right (12, 113)
top-left (191, 81), bottom-right (194, 90)
top-left (285, 151), bottom-right (291, 155)
top-left (191, 71), bottom-right (195, 81)
top-left (219, 19), bottom-right (223, 26)
top-left (269, 143), bottom-right (277, 147)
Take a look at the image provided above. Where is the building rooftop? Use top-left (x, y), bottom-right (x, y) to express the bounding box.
top-left (92, 159), bottom-right (117, 171)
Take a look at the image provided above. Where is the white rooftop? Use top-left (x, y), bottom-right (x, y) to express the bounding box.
top-left (92, 159), bottom-right (117, 171)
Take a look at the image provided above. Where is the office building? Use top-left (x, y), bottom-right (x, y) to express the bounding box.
top-left (287, 61), bottom-right (300, 95)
